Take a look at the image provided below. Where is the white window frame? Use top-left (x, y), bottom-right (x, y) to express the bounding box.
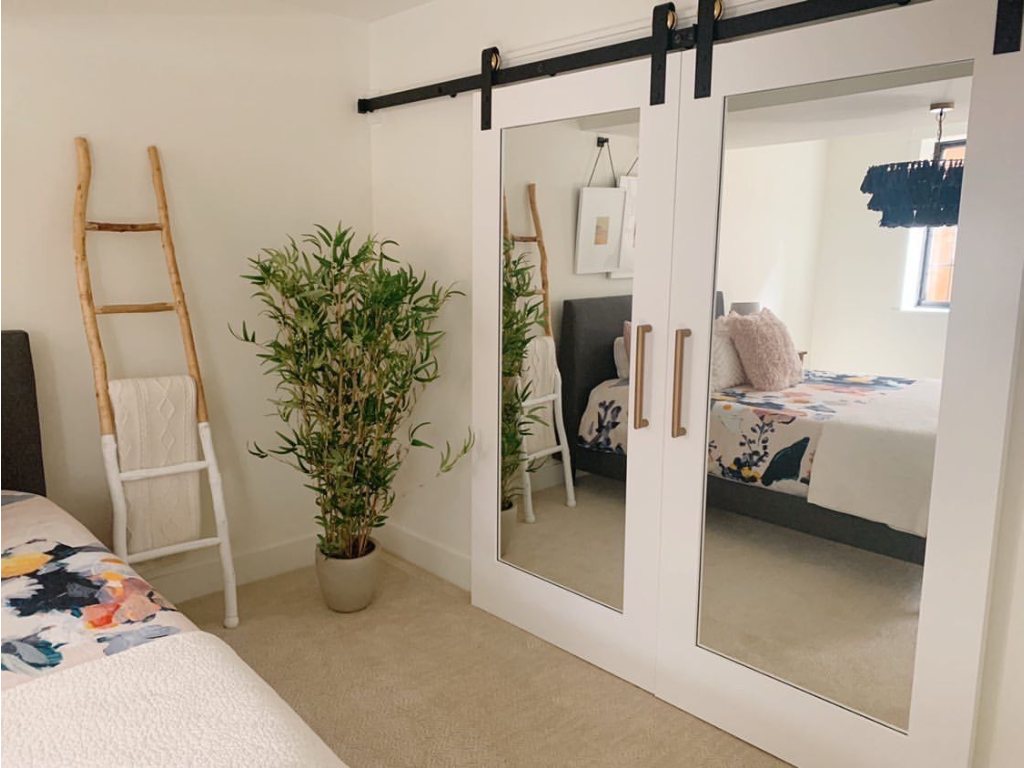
top-left (901, 134), bottom-right (967, 312)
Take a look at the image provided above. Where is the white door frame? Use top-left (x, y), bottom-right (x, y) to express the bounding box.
top-left (471, 56), bottom-right (681, 690)
top-left (656, 1), bottom-right (1023, 766)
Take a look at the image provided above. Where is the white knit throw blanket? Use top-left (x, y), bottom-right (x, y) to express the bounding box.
top-left (522, 335), bottom-right (558, 456)
top-left (108, 376), bottom-right (201, 553)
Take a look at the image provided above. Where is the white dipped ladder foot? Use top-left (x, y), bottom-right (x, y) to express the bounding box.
top-left (519, 364), bottom-right (577, 525)
top-left (73, 137), bottom-right (239, 628)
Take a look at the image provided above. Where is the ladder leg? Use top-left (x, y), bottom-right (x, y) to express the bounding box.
top-left (199, 423), bottom-right (239, 628)
top-left (73, 137), bottom-right (117, 438)
top-left (148, 146), bottom-right (210, 424)
top-left (520, 455), bottom-right (536, 524)
top-left (527, 183), bottom-right (554, 337)
top-left (552, 370), bottom-right (577, 508)
top-left (101, 435), bottom-right (130, 558)
top-left (150, 146), bottom-right (238, 626)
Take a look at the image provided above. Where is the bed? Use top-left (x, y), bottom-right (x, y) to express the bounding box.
top-left (560, 298), bottom-right (930, 564)
top-left (1, 330), bottom-right (344, 767)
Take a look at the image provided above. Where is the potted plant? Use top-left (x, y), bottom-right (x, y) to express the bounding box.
top-left (500, 241), bottom-right (546, 555)
top-left (235, 224), bottom-right (471, 612)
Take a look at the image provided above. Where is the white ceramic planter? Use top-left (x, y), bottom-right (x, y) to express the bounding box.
top-left (314, 539), bottom-right (381, 613)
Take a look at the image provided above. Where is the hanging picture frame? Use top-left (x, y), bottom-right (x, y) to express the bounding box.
top-left (574, 186), bottom-right (626, 274)
top-left (609, 175), bottom-right (639, 279)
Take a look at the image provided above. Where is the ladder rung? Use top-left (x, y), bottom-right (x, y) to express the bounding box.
top-left (86, 221), bottom-right (162, 232)
top-left (511, 235), bottom-right (538, 243)
top-left (527, 445), bottom-right (564, 460)
top-left (120, 460), bottom-right (208, 482)
top-left (95, 302), bottom-right (175, 315)
top-left (524, 394), bottom-right (558, 407)
top-left (126, 536), bottom-right (221, 564)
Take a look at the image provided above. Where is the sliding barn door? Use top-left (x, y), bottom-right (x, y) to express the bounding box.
top-left (471, 56), bottom-right (681, 689)
top-left (656, 0), bottom-right (1023, 765)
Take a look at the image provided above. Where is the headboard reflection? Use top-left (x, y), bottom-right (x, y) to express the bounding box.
top-left (559, 295), bottom-right (631, 480)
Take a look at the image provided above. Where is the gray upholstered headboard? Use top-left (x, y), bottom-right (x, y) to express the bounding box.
top-left (559, 295), bottom-right (631, 478)
top-left (2, 330), bottom-right (46, 495)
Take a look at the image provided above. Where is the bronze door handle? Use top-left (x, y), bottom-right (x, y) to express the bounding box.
top-left (633, 324), bottom-right (653, 429)
top-left (672, 329), bottom-right (692, 437)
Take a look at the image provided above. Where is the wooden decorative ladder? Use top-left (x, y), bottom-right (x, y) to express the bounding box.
top-left (72, 137), bottom-right (238, 628)
top-left (503, 183), bottom-right (576, 523)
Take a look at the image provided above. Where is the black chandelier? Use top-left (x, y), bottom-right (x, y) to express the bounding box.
top-left (860, 102), bottom-right (964, 229)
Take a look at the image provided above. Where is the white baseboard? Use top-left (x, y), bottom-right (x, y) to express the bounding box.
top-left (530, 460), bottom-right (566, 492)
top-left (137, 521), bottom-right (470, 604)
top-left (136, 532), bottom-right (317, 605)
top-left (374, 521), bottom-right (470, 591)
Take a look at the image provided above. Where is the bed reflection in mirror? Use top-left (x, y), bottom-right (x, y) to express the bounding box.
top-left (499, 109), bottom-right (640, 610)
top-left (697, 63), bottom-right (971, 730)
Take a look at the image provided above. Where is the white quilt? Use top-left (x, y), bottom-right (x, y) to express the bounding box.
top-left (808, 379), bottom-right (940, 536)
top-left (2, 631), bottom-right (346, 768)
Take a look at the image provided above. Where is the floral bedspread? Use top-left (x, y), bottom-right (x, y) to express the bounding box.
top-left (1, 492), bottom-right (196, 689)
top-left (577, 371), bottom-right (916, 497)
top-left (578, 377), bottom-right (630, 455)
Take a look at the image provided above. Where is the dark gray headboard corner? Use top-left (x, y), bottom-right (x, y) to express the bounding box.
top-left (559, 295), bottom-right (632, 472)
top-left (2, 330), bottom-right (47, 496)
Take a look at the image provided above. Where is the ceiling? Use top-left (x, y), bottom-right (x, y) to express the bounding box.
top-left (269, 0), bottom-right (435, 20)
top-left (725, 64), bottom-right (973, 148)
top-left (529, 65), bottom-right (973, 151)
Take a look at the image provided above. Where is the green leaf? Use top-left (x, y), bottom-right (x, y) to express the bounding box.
top-left (234, 221), bottom-right (470, 555)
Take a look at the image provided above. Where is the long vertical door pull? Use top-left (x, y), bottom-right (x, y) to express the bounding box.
top-left (671, 328), bottom-right (692, 437)
top-left (633, 323), bottom-right (653, 429)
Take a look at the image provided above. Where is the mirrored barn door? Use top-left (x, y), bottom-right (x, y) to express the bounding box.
top-left (655, 2), bottom-right (1023, 766)
top-left (472, 55), bottom-right (682, 691)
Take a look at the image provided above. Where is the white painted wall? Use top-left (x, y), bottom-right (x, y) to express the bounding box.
top-left (807, 131), bottom-right (950, 378)
top-left (716, 140), bottom-right (827, 351)
top-left (1, 2), bottom-right (373, 599)
top-left (503, 116), bottom-right (639, 342)
top-left (717, 128), bottom-right (956, 380)
top-left (366, 3), bottom-right (1023, 766)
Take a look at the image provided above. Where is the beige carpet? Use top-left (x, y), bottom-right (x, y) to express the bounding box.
top-left (498, 472), bottom-right (920, 729)
top-left (502, 473), bottom-right (626, 608)
top-left (181, 556), bottom-right (784, 768)
top-left (700, 509), bottom-right (921, 730)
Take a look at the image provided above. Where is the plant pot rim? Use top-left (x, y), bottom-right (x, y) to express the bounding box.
top-left (318, 538), bottom-right (379, 561)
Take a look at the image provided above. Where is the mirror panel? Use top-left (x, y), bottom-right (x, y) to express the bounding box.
top-left (697, 63), bottom-right (972, 730)
top-left (499, 109), bottom-right (640, 610)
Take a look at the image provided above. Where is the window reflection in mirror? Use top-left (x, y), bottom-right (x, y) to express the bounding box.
top-left (499, 108), bottom-right (640, 610)
top-left (697, 62), bottom-right (972, 731)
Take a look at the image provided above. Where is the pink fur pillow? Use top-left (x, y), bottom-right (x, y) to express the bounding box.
top-left (727, 309), bottom-right (803, 391)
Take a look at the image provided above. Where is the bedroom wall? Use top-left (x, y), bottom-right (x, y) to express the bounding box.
top-left (503, 117), bottom-right (639, 343)
top-left (807, 130), bottom-right (950, 379)
top-left (1, 2), bottom-right (372, 597)
top-left (716, 140), bottom-right (827, 351)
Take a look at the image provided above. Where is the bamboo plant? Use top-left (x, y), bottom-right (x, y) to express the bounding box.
top-left (500, 240), bottom-right (547, 510)
top-left (235, 224), bottom-right (471, 559)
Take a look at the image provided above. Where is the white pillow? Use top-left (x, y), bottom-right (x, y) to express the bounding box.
top-left (710, 316), bottom-right (746, 392)
top-left (728, 308), bottom-right (803, 391)
top-left (613, 336), bottom-right (629, 379)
